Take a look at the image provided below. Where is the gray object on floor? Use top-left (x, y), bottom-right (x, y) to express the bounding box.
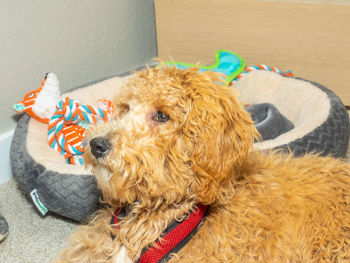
top-left (0, 213), bottom-right (9, 242)
top-left (246, 103), bottom-right (294, 141)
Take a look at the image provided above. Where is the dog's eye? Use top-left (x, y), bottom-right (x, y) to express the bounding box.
top-left (114, 102), bottom-right (129, 118)
top-left (153, 111), bottom-right (170, 123)
top-left (119, 103), bottom-right (129, 114)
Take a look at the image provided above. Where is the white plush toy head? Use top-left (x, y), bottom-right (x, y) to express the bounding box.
top-left (13, 73), bottom-right (60, 124)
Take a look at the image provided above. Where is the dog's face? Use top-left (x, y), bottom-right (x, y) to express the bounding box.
top-left (85, 66), bottom-right (257, 206)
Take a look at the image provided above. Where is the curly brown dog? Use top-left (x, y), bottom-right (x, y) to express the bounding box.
top-left (57, 66), bottom-right (350, 262)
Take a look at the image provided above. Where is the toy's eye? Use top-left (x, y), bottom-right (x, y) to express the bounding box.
top-left (153, 111), bottom-right (170, 123)
top-left (28, 93), bottom-right (35, 98)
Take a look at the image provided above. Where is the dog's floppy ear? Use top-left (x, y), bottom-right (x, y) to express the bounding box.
top-left (182, 70), bottom-right (258, 204)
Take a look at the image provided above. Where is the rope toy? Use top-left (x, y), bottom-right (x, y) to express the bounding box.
top-left (48, 97), bottom-right (113, 165)
top-left (231, 64), bottom-right (293, 84)
top-left (12, 72), bottom-right (113, 165)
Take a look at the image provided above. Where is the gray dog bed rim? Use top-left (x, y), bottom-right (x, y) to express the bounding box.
top-left (11, 114), bottom-right (100, 222)
top-left (270, 77), bottom-right (349, 157)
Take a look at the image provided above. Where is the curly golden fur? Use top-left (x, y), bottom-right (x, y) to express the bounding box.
top-left (56, 66), bottom-right (350, 262)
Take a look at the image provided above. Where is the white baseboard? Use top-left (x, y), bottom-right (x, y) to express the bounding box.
top-left (0, 130), bottom-right (14, 185)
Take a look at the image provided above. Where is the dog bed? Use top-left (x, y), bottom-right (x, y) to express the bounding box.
top-left (10, 67), bottom-right (349, 222)
top-left (235, 70), bottom-right (349, 157)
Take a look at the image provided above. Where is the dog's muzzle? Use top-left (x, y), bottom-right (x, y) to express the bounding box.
top-left (89, 137), bottom-right (112, 159)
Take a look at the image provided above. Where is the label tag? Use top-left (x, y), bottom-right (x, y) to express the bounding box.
top-left (30, 189), bottom-right (48, 216)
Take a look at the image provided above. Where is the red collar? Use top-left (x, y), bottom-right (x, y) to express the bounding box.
top-left (111, 205), bottom-right (208, 263)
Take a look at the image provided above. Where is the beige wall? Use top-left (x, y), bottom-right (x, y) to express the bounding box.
top-left (156, 0), bottom-right (350, 105)
top-left (0, 0), bottom-right (157, 134)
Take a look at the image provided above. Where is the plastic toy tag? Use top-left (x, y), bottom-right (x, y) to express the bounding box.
top-left (30, 189), bottom-right (48, 216)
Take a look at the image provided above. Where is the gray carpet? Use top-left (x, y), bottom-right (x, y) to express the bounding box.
top-left (0, 180), bottom-right (76, 263)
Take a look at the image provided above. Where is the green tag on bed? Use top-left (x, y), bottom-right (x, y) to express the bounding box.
top-left (30, 189), bottom-right (48, 216)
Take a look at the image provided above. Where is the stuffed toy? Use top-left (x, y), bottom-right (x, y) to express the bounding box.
top-left (13, 73), bottom-right (113, 165)
top-left (13, 72), bottom-right (60, 124)
top-left (166, 49), bottom-right (246, 85)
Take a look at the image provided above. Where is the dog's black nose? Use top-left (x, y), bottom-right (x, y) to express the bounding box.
top-left (90, 137), bottom-right (111, 159)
